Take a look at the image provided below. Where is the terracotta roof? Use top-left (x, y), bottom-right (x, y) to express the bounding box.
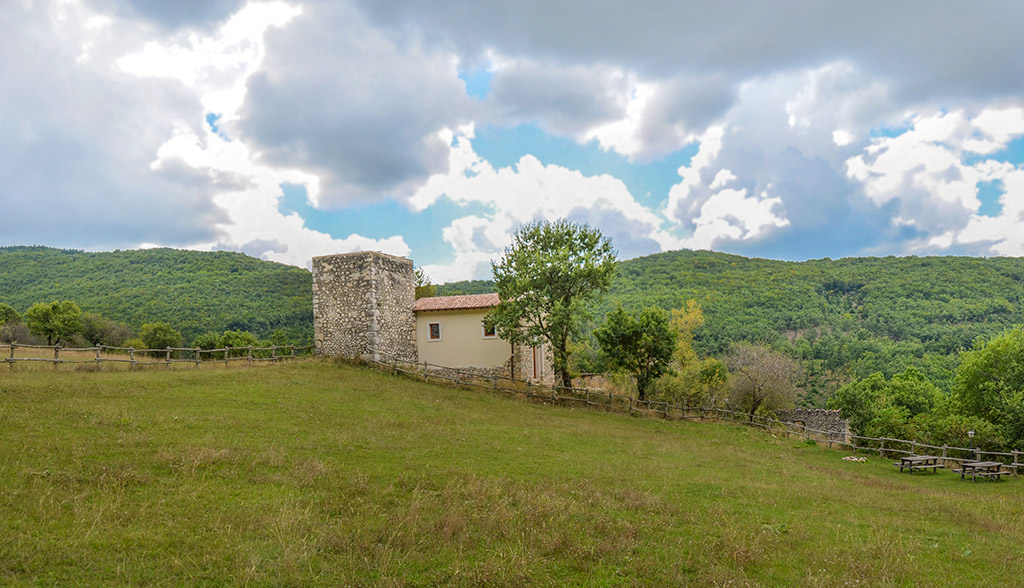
top-left (414, 293), bottom-right (500, 312)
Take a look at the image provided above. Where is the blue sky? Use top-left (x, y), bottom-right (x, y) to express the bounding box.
top-left (4, 1), bottom-right (1024, 281)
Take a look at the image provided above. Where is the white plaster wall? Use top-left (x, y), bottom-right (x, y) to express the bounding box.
top-left (415, 309), bottom-right (511, 368)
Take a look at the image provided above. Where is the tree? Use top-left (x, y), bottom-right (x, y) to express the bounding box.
top-left (220, 329), bottom-right (259, 357)
top-left (414, 267), bottom-right (437, 300)
top-left (669, 299), bottom-right (704, 368)
top-left (650, 358), bottom-right (729, 408)
top-left (24, 300), bottom-right (83, 345)
top-left (487, 220), bottom-right (617, 388)
top-left (140, 322), bottom-right (182, 351)
top-left (81, 312), bottom-right (132, 346)
top-left (953, 328), bottom-right (1024, 448)
top-left (193, 332), bottom-right (221, 350)
top-left (726, 344), bottom-right (802, 422)
top-left (595, 307), bottom-right (676, 400)
top-left (0, 303), bottom-right (19, 326)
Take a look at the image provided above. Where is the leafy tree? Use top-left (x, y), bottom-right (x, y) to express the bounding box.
top-left (81, 312), bottom-right (132, 346)
top-left (726, 344), bottom-right (802, 422)
top-left (669, 299), bottom-right (704, 368)
top-left (414, 267), bottom-right (438, 300)
top-left (651, 358), bottom-right (729, 408)
top-left (193, 332), bottom-right (221, 350)
top-left (953, 328), bottom-right (1024, 448)
top-left (270, 329), bottom-right (290, 347)
top-left (24, 300), bottom-right (83, 345)
top-left (0, 321), bottom-right (34, 344)
top-left (220, 330), bottom-right (259, 357)
top-left (140, 322), bottom-right (183, 351)
top-left (828, 367), bottom-right (941, 437)
top-left (595, 307), bottom-right (676, 400)
top-left (487, 220), bottom-right (617, 388)
top-left (123, 337), bottom-right (146, 351)
top-left (0, 303), bottom-right (19, 326)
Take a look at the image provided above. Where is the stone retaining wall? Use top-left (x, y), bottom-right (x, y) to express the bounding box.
top-left (776, 408), bottom-right (850, 441)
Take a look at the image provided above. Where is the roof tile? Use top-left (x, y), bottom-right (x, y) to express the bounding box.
top-left (414, 293), bottom-right (500, 312)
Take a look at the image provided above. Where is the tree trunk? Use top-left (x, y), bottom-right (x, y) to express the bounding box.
top-left (554, 336), bottom-right (571, 390)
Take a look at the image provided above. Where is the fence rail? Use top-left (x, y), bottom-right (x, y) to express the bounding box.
top-left (368, 349), bottom-right (1024, 470)
top-left (2, 342), bottom-right (315, 368)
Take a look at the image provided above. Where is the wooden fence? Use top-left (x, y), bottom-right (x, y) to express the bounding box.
top-left (368, 348), bottom-right (1024, 470)
top-left (2, 342), bottom-right (314, 367)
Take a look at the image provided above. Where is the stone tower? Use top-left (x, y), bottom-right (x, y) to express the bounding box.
top-left (312, 251), bottom-right (417, 362)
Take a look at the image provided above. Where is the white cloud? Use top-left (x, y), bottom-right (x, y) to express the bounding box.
top-left (684, 188), bottom-right (789, 250)
top-left (409, 127), bottom-right (683, 281)
top-left (845, 107), bottom-right (1024, 255)
top-left (113, 0), bottom-right (411, 266)
top-left (151, 124), bottom-right (409, 267)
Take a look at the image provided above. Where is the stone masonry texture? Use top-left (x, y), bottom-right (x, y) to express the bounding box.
top-left (312, 251), bottom-right (417, 362)
top-left (776, 408), bottom-right (850, 441)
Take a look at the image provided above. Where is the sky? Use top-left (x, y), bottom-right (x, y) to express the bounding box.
top-left (4, 0), bottom-right (1024, 282)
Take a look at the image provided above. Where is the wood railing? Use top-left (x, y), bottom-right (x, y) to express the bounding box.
top-left (368, 349), bottom-right (1024, 469)
top-left (2, 342), bottom-right (314, 367)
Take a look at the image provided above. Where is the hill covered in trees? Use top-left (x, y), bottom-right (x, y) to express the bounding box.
top-left (6, 245), bottom-right (1024, 401)
top-left (443, 250), bottom-right (1024, 401)
top-left (0, 246), bottom-right (312, 343)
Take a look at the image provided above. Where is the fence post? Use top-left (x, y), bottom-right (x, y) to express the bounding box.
top-left (129, 347), bottom-right (136, 366)
top-left (911, 440), bottom-right (917, 456)
top-left (271, 345), bottom-right (277, 363)
top-left (879, 439), bottom-right (885, 458)
top-left (290, 345), bottom-right (295, 359)
top-left (224, 348), bottom-right (229, 366)
top-left (247, 346), bottom-right (254, 364)
top-left (194, 348), bottom-right (201, 367)
top-left (53, 345), bottom-right (60, 368)
top-left (95, 345), bottom-right (102, 366)
top-left (975, 447), bottom-right (981, 462)
top-left (166, 347), bottom-right (172, 366)
top-left (8, 342), bottom-right (14, 368)
top-left (942, 445), bottom-right (948, 459)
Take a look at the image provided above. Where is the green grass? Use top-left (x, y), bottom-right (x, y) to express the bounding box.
top-left (1, 361), bottom-right (1022, 586)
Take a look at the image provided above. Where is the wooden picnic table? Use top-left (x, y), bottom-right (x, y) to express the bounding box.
top-left (894, 455), bottom-right (944, 474)
top-left (953, 461), bottom-right (1005, 481)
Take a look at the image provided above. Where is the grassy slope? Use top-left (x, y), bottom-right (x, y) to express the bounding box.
top-left (1, 362), bottom-right (1022, 586)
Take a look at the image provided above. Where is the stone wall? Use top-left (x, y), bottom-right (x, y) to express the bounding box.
top-left (312, 251), bottom-right (416, 362)
top-left (776, 408), bottom-right (850, 441)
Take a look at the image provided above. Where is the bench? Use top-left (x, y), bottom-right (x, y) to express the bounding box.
top-left (952, 468), bottom-right (1003, 481)
top-left (893, 457), bottom-right (943, 474)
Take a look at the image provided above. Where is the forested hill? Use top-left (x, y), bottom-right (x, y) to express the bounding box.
top-left (6, 245), bottom-right (1024, 394)
top-left (441, 250), bottom-right (1024, 392)
top-left (0, 246), bottom-right (312, 342)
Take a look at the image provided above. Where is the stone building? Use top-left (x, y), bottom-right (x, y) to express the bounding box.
top-left (313, 251), bottom-right (551, 382)
top-left (311, 251), bottom-right (416, 363)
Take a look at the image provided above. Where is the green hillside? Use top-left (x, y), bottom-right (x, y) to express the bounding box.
top-left (0, 246), bottom-right (312, 343)
top-left (442, 250), bottom-right (1024, 398)
top-left (2, 361), bottom-right (1023, 586)
top-left (5, 245), bottom-right (1024, 396)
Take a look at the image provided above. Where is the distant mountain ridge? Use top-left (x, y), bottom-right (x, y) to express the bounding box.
top-left (0, 246), bottom-right (313, 343)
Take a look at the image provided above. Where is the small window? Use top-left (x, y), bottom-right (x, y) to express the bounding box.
top-left (482, 322), bottom-right (497, 338)
top-left (428, 322), bottom-right (441, 341)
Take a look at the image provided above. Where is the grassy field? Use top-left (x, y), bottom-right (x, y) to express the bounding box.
top-left (1, 361), bottom-right (1022, 587)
